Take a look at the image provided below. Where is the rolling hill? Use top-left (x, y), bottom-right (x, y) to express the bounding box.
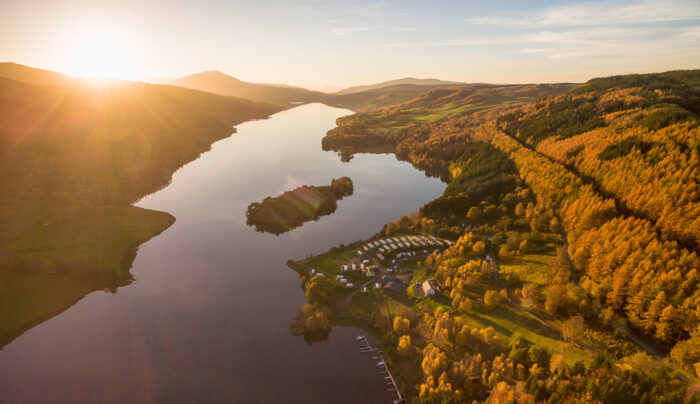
top-left (327, 83), bottom-right (472, 111)
top-left (323, 83), bottom-right (577, 152)
top-left (0, 65), bottom-right (282, 347)
top-left (167, 72), bottom-right (469, 111)
top-left (0, 62), bottom-right (75, 87)
top-left (335, 77), bottom-right (463, 95)
top-left (0, 76), bottom-right (280, 204)
top-left (169, 70), bottom-right (329, 106)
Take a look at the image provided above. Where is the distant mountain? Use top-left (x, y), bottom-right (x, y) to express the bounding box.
top-left (335, 77), bottom-right (463, 95)
top-left (328, 83), bottom-right (471, 111)
top-left (0, 62), bottom-right (75, 87)
top-left (169, 71), bottom-right (329, 106)
top-left (165, 72), bottom-right (468, 111)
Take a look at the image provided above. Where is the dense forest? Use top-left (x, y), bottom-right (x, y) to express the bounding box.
top-left (295, 69), bottom-right (700, 402)
top-left (246, 177), bottom-right (354, 235)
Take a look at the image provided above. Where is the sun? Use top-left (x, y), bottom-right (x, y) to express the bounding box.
top-left (63, 24), bottom-right (141, 80)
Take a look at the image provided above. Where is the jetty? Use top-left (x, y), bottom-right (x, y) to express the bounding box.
top-left (356, 335), bottom-right (403, 403)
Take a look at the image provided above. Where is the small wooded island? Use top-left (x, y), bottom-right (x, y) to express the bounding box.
top-left (246, 177), bottom-right (354, 235)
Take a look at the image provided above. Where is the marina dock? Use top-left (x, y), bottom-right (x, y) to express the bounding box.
top-left (356, 335), bottom-right (403, 403)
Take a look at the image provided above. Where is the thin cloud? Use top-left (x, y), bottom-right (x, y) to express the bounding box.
top-left (677, 25), bottom-right (700, 38)
top-left (468, 0), bottom-right (700, 27)
top-left (330, 25), bottom-right (384, 36)
top-left (378, 37), bottom-right (519, 48)
top-left (521, 25), bottom-right (700, 60)
top-left (379, 24), bottom-right (699, 62)
top-left (337, 1), bottom-right (392, 18)
top-left (393, 26), bottom-right (421, 32)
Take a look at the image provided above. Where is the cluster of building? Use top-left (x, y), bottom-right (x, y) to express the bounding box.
top-left (361, 235), bottom-right (451, 262)
top-left (335, 274), bottom-right (355, 288)
top-left (378, 275), bottom-right (403, 294)
top-left (312, 234), bottom-right (455, 300)
top-left (340, 259), bottom-right (377, 277)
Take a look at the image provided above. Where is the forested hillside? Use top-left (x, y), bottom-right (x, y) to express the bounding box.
top-left (304, 70), bottom-right (700, 402)
top-left (323, 83), bottom-right (576, 154)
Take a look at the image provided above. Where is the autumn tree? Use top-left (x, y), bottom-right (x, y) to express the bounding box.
top-left (562, 315), bottom-right (586, 343)
top-left (305, 275), bottom-right (333, 305)
top-left (393, 316), bottom-right (411, 335)
top-left (398, 335), bottom-right (412, 357)
top-left (484, 290), bottom-right (501, 309)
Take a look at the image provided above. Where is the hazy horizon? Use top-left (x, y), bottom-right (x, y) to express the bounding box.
top-left (2, 0), bottom-right (699, 90)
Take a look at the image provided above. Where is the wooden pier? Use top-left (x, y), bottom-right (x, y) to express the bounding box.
top-left (356, 335), bottom-right (403, 403)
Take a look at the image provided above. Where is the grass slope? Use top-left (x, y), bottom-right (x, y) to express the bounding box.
top-left (0, 205), bottom-right (174, 346)
top-left (0, 64), bottom-right (282, 346)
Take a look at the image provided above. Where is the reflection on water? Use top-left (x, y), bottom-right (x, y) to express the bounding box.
top-left (0, 104), bottom-right (445, 403)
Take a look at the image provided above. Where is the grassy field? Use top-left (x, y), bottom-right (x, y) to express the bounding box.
top-left (0, 204), bottom-right (174, 347)
top-left (459, 301), bottom-right (591, 365)
top-left (0, 205), bottom-right (174, 275)
top-left (352, 144), bottom-right (396, 154)
top-left (499, 252), bottom-right (556, 287)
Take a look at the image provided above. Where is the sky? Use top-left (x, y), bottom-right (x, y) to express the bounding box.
top-left (1, 0), bottom-right (699, 91)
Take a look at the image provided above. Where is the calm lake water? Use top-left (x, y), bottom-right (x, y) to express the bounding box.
top-left (0, 103), bottom-right (445, 403)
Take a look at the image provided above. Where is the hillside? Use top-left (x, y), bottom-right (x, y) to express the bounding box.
top-left (170, 70), bottom-right (329, 106)
top-left (0, 69), bottom-right (281, 346)
top-left (169, 72), bottom-right (470, 111)
top-left (323, 83), bottom-right (577, 154)
top-left (0, 77), bottom-right (280, 204)
top-left (336, 77), bottom-right (463, 95)
top-left (327, 83), bottom-right (473, 111)
top-left (0, 62), bottom-right (75, 87)
top-left (299, 70), bottom-right (700, 401)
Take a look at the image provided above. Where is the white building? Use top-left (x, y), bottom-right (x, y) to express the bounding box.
top-left (422, 280), bottom-right (436, 296)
